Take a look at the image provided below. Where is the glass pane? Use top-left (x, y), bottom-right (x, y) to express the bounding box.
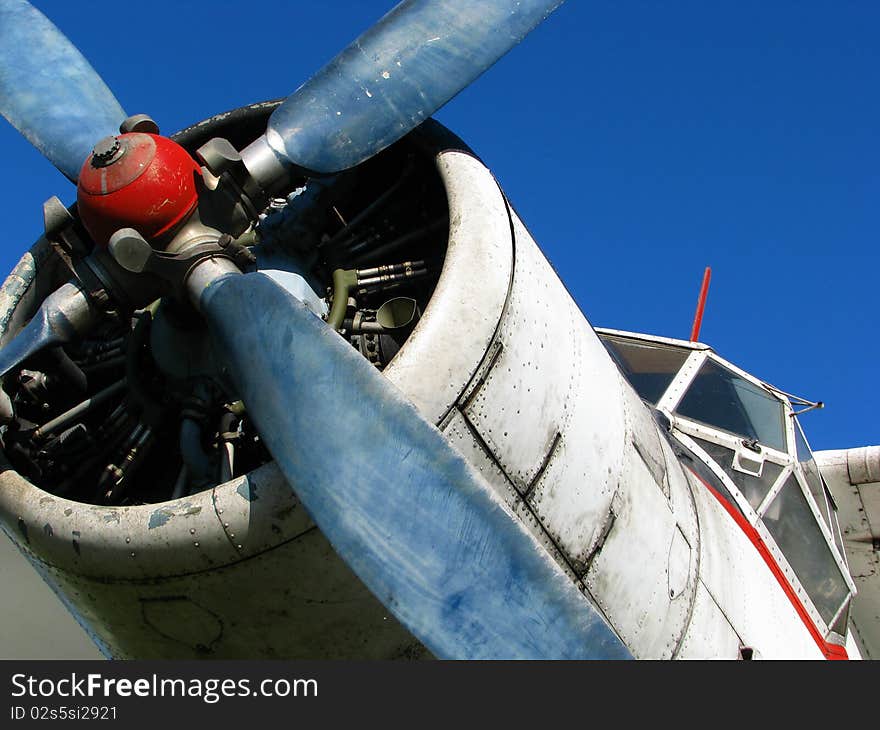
top-left (670, 434), bottom-right (741, 512)
top-left (831, 598), bottom-right (850, 638)
top-left (829, 498), bottom-right (848, 571)
top-left (762, 475), bottom-right (849, 625)
top-left (692, 437), bottom-right (783, 511)
top-left (601, 337), bottom-right (690, 404)
top-left (794, 419), bottom-right (831, 529)
top-left (676, 359), bottom-right (786, 451)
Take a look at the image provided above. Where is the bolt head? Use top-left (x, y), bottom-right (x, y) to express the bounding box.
top-left (91, 136), bottom-right (123, 168)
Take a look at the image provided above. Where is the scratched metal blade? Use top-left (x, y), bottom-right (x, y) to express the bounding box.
top-left (0, 0), bottom-right (126, 181)
top-left (264, 0), bottom-right (563, 175)
top-left (200, 271), bottom-right (630, 659)
top-left (0, 282), bottom-right (95, 379)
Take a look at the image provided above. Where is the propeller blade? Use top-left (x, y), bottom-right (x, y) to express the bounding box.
top-left (0, 0), bottom-right (126, 181)
top-left (261, 0), bottom-right (563, 175)
top-left (199, 271), bottom-right (629, 659)
top-left (0, 281), bottom-right (96, 380)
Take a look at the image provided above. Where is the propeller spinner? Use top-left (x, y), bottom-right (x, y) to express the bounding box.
top-left (0, 0), bottom-right (630, 659)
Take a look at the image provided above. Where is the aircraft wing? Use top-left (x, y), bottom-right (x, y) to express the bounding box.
top-left (815, 446), bottom-right (880, 658)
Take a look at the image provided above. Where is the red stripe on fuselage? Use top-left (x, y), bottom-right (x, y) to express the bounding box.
top-left (688, 468), bottom-right (848, 660)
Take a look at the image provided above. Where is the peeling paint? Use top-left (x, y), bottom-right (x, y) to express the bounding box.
top-left (0, 252), bottom-right (36, 336)
top-left (148, 510), bottom-right (172, 529)
top-left (236, 482), bottom-right (258, 502)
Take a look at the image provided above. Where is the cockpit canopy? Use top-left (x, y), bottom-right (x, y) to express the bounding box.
top-left (597, 328), bottom-right (855, 640)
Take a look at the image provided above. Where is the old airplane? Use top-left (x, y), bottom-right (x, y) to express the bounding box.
top-left (0, 0), bottom-right (876, 660)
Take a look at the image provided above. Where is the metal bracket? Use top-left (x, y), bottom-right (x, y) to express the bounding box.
top-left (196, 137), bottom-right (269, 220)
top-left (108, 228), bottom-right (240, 304)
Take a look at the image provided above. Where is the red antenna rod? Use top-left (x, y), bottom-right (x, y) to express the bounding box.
top-left (690, 266), bottom-right (712, 342)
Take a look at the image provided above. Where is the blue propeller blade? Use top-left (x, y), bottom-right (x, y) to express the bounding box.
top-left (200, 272), bottom-right (629, 659)
top-left (264, 0), bottom-right (563, 175)
top-left (0, 0), bottom-right (126, 181)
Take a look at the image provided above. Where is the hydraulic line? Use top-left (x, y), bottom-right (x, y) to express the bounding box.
top-left (218, 410), bottom-right (239, 484)
top-left (321, 156), bottom-right (416, 252)
top-left (351, 216), bottom-right (447, 265)
top-left (327, 269), bottom-right (359, 330)
top-left (32, 378), bottom-right (126, 440)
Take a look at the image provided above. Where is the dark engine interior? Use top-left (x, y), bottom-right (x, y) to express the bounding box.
top-left (0, 103), bottom-right (453, 506)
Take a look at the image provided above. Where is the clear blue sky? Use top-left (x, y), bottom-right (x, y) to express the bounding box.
top-left (2, 1), bottom-right (877, 452)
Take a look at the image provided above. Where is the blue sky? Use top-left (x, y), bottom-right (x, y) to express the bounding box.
top-left (2, 0), bottom-right (877, 452)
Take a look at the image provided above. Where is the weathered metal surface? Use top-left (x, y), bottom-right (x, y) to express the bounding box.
top-left (683, 466), bottom-right (822, 658)
top-left (433, 204), bottom-right (702, 657)
top-left (440, 408), bottom-right (520, 507)
top-left (0, 467), bottom-right (237, 580)
top-left (0, 0), bottom-right (126, 180)
top-left (440, 407), bottom-right (580, 585)
top-left (845, 445), bottom-right (880, 486)
top-left (584, 380), bottom-right (699, 659)
top-left (0, 438), bottom-right (424, 658)
top-left (675, 581), bottom-right (743, 659)
top-left (31, 527), bottom-right (426, 659)
top-left (658, 424), bottom-right (701, 552)
top-left (817, 448), bottom-right (880, 659)
top-left (384, 150), bottom-right (512, 425)
top-left (2, 119), bottom-right (853, 660)
top-left (0, 250), bottom-right (38, 346)
top-left (259, 0), bottom-right (563, 175)
top-left (0, 280), bottom-right (97, 379)
top-left (0, 141), bottom-right (507, 659)
top-left (0, 237), bottom-right (67, 347)
top-left (461, 213), bottom-right (627, 568)
top-left (211, 463), bottom-right (314, 558)
top-left (0, 138), bottom-right (635, 659)
top-left (199, 270), bottom-right (630, 659)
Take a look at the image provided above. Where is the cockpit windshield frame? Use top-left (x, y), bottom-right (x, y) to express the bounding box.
top-left (595, 328), bottom-right (857, 638)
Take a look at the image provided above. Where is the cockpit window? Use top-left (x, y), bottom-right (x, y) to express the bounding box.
top-left (691, 436), bottom-right (784, 511)
top-left (675, 359), bottom-right (787, 452)
top-left (794, 418), bottom-right (831, 529)
top-left (761, 473), bottom-right (849, 626)
top-left (600, 336), bottom-right (690, 404)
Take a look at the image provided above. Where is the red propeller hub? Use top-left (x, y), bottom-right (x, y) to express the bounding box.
top-left (76, 133), bottom-right (202, 247)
